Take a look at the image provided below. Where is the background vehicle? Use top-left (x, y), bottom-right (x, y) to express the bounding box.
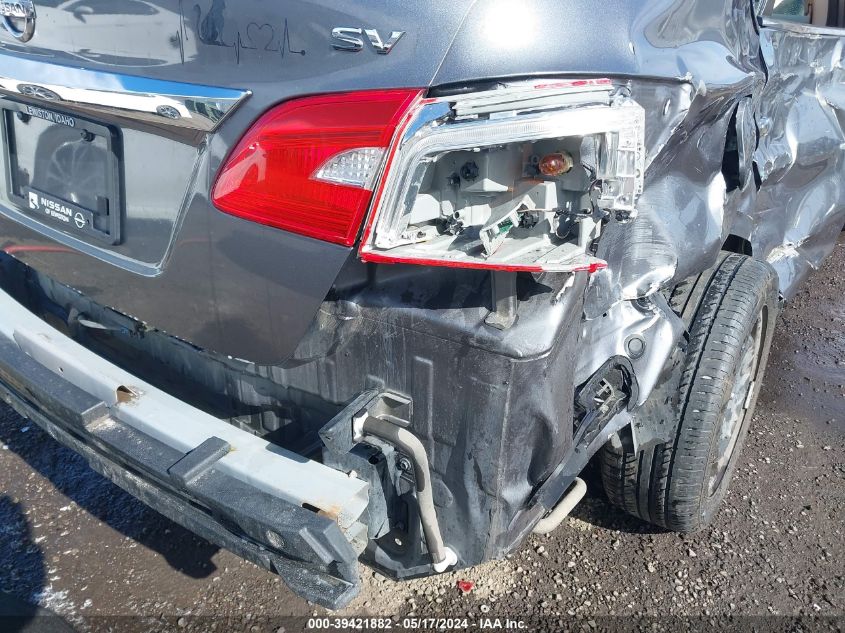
top-left (0, 0), bottom-right (843, 610)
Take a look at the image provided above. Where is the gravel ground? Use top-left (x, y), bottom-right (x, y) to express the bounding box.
top-left (1, 237), bottom-right (842, 631)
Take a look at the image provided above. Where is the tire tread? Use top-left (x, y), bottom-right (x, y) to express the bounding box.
top-left (601, 254), bottom-right (778, 531)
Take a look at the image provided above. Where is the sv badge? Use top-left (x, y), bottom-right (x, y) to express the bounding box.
top-left (331, 27), bottom-right (404, 55)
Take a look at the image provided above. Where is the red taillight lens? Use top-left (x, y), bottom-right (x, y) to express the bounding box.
top-left (212, 89), bottom-right (422, 246)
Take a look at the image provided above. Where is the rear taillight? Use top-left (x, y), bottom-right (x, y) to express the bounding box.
top-left (360, 80), bottom-right (645, 273)
top-left (212, 89), bottom-right (422, 246)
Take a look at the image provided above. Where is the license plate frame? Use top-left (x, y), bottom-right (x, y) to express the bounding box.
top-left (1, 99), bottom-right (123, 245)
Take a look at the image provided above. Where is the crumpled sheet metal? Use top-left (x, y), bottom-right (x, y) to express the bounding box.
top-left (576, 293), bottom-right (685, 408)
top-left (752, 21), bottom-right (845, 299)
top-left (580, 8), bottom-right (845, 405)
top-left (583, 0), bottom-right (763, 319)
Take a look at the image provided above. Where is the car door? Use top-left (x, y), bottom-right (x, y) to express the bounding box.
top-left (750, 0), bottom-right (845, 297)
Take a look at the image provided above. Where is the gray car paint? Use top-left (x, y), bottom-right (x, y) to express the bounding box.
top-left (0, 0), bottom-right (844, 609)
top-left (0, 0), bottom-right (474, 362)
top-left (754, 18), bottom-right (845, 297)
top-left (0, 0), bottom-right (842, 366)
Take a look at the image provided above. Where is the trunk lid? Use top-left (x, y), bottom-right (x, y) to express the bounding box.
top-left (0, 0), bottom-right (472, 363)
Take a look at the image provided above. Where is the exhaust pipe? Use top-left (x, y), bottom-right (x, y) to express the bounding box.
top-left (532, 477), bottom-right (587, 535)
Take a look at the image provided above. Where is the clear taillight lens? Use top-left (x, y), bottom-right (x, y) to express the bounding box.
top-left (212, 89), bottom-right (422, 246)
top-left (360, 80), bottom-right (645, 272)
top-left (313, 147), bottom-right (386, 189)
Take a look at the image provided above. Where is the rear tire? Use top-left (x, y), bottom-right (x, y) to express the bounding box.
top-left (601, 254), bottom-right (779, 532)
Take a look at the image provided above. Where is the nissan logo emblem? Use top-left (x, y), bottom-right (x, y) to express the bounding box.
top-left (0, 0), bottom-right (36, 43)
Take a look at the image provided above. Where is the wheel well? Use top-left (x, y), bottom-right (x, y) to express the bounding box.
top-left (723, 235), bottom-right (752, 256)
top-left (721, 106), bottom-right (742, 192)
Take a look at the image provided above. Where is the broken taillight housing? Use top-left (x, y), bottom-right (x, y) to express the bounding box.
top-left (360, 79), bottom-right (645, 272)
top-left (212, 89), bottom-right (422, 246)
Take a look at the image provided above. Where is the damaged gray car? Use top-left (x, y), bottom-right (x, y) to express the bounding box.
top-left (0, 0), bottom-right (843, 610)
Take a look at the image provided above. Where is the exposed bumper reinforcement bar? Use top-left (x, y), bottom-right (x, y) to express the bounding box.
top-left (0, 288), bottom-right (369, 609)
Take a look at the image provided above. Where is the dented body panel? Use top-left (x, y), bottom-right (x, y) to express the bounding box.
top-left (754, 19), bottom-right (845, 297)
top-left (0, 0), bottom-right (843, 610)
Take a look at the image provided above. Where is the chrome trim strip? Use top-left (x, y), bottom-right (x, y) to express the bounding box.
top-left (0, 52), bottom-right (250, 132)
top-left (760, 16), bottom-right (845, 36)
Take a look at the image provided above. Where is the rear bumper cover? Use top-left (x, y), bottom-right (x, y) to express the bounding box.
top-left (0, 288), bottom-right (369, 610)
top-left (0, 254), bottom-right (592, 583)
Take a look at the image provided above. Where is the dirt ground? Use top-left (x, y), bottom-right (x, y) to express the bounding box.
top-left (1, 236), bottom-right (842, 632)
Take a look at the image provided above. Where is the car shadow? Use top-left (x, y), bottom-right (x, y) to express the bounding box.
top-left (0, 496), bottom-right (75, 633)
top-left (0, 404), bottom-right (220, 581)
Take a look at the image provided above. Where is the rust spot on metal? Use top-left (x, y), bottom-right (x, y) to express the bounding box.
top-left (303, 502), bottom-right (342, 521)
top-left (115, 385), bottom-right (138, 404)
top-left (317, 507), bottom-right (342, 521)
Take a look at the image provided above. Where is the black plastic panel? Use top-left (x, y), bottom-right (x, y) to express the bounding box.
top-left (1, 99), bottom-right (123, 245)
